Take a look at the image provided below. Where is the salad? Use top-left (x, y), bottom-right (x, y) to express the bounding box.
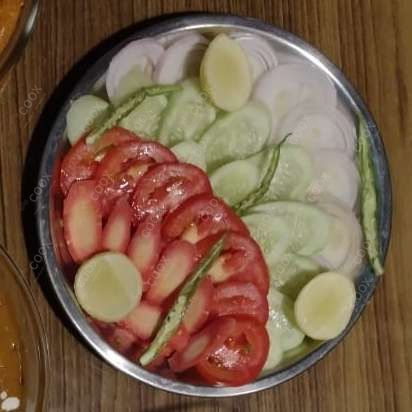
top-left (56, 30), bottom-right (383, 387)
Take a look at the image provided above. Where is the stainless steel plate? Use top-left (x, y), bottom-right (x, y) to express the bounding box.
top-left (36, 13), bottom-right (391, 397)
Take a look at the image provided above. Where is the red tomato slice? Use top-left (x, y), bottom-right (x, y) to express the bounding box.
top-left (106, 327), bottom-right (137, 355)
top-left (95, 140), bottom-right (176, 215)
top-left (131, 163), bottom-right (212, 221)
top-left (60, 136), bottom-right (97, 195)
top-left (118, 301), bottom-right (162, 341)
top-left (95, 139), bottom-right (175, 182)
top-left (146, 240), bottom-right (197, 304)
top-left (99, 159), bottom-right (154, 216)
top-left (196, 231), bottom-right (269, 294)
top-left (60, 127), bottom-right (137, 195)
top-left (168, 317), bottom-right (236, 373)
top-left (162, 194), bottom-right (249, 243)
top-left (183, 276), bottom-right (213, 334)
top-left (196, 317), bottom-right (270, 386)
top-left (211, 282), bottom-right (269, 324)
top-left (146, 326), bottom-right (191, 371)
top-left (101, 197), bottom-right (133, 253)
top-left (92, 126), bottom-right (138, 154)
top-left (63, 180), bottom-right (102, 262)
top-left (127, 214), bottom-right (163, 291)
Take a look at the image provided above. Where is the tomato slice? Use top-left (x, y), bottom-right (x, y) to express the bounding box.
top-left (63, 180), bottom-right (102, 262)
top-left (196, 231), bottom-right (269, 294)
top-left (168, 317), bottom-right (236, 373)
top-left (211, 282), bottom-right (269, 324)
top-left (146, 240), bottom-right (196, 304)
top-left (196, 317), bottom-right (270, 386)
top-left (92, 126), bottom-right (138, 154)
top-left (60, 136), bottom-right (97, 195)
top-left (95, 140), bottom-right (176, 182)
top-left (183, 276), bottom-right (214, 334)
top-left (162, 194), bottom-right (249, 243)
top-left (146, 326), bottom-right (191, 371)
top-left (60, 127), bottom-right (138, 195)
top-left (131, 164), bottom-right (212, 221)
top-left (127, 214), bottom-right (163, 291)
top-left (99, 159), bottom-right (154, 216)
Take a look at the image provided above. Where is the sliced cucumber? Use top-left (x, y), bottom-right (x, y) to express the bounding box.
top-left (66, 95), bottom-right (110, 145)
top-left (119, 95), bottom-right (168, 138)
top-left (233, 144), bottom-right (282, 214)
top-left (210, 159), bottom-right (261, 205)
top-left (269, 253), bottom-right (321, 299)
top-left (250, 201), bottom-right (331, 256)
top-left (86, 84), bottom-right (180, 145)
top-left (266, 287), bottom-right (305, 352)
top-left (262, 144), bottom-right (314, 201)
top-left (242, 213), bottom-right (291, 265)
top-left (200, 101), bottom-right (272, 171)
top-left (262, 325), bottom-right (284, 373)
top-left (158, 78), bottom-right (216, 146)
top-left (171, 141), bottom-right (206, 170)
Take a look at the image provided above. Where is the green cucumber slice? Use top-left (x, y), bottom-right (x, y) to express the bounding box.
top-left (200, 100), bottom-right (272, 171)
top-left (210, 159), bottom-right (261, 205)
top-left (269, 253), bottom-right (321, 299)
top-left (158, 78), bottom-right (217, 146)
top-left (66, 95), bottom-right (110, 145)
top-left (233, 145), bottom-right (280, 214)
top-left (242, 213), bottom-right (291, 265)
top-left (262, 144), bottom-right (314, 201)
top-left (171, 141), bottom-right (207, 170)
top-left (357, 116), bottom-right (383, 275)
top-left (250, 201), bottom-right (331, 256)
top-left (266, 287), bottom-right (305, 352)
top-left (86, 84), bottom-right (180, 145)
top-left (119, 95), bottom-right (168, 138)
top-left (139, 236), bottom-right (225, 366)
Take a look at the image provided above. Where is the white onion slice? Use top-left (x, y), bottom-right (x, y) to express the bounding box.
top-left (306, 149), bottom-right (360, 209)
top-left (154, 33), bottom-right (208, 84)
top-left (229, 31), bottom-right (278, 81)
top-left (315, 201), bottom-right (364, 278)
top-left (106, 39), bottom-right (164, 101)
top-left (253, 63), bottom-right (337, 140)
top-left (278, 103), bottom-right (356, 156)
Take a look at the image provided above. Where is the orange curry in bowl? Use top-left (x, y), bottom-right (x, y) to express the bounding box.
top-left (0, 0), bottom-right (24, 54)
top-left (0, 290), bottom-right (23, 411)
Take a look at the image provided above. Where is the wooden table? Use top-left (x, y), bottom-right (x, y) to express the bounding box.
top-left (0, 0), bottom-right (411, 411)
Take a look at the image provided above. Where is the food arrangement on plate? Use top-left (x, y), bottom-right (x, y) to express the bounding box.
top-left (55, 29), bottom-right (383, 387)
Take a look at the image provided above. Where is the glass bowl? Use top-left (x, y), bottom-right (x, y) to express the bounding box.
top-left (0, 0), bottom-right (39, 91)
top-left (0, 246), bottom-right (48, 411)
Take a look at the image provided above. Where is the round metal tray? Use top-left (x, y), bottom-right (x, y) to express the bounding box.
top-left (36, 13), bottom-right (391, 397)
